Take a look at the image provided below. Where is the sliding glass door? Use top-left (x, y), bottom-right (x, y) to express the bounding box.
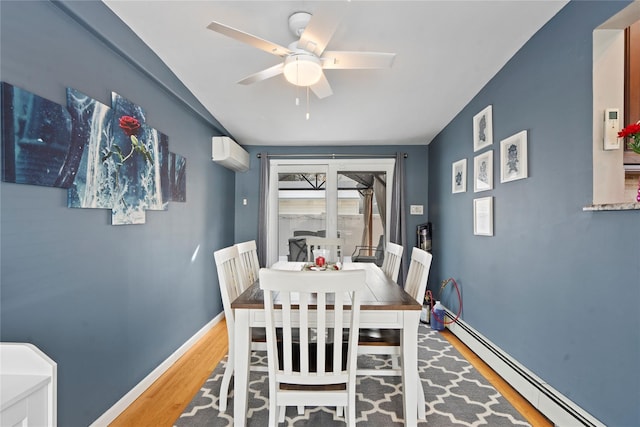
top-left (267, 159), bottom-right (394, 265)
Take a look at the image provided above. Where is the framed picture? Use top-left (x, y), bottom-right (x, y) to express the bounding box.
top-left (473, 150), bottom-right (493, 192)
top-left (500, 130), bottom-right (528, 183)
top-left (451, 159), bottom-right (467, 193)
top-left (473, 196), bottom-right (493, 236)
top-left (473, 105), bottom-right (493, 152)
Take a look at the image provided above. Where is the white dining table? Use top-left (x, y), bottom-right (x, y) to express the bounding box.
top-left (231, 261), bottom-right (422, 426)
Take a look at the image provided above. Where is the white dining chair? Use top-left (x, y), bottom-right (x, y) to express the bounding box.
top-left (304, 236), bottom-right (343, 263)
top-left (213, 245), bottom-right (267, 413)
top-left (235, 239), bottom-right (260, 291)
top-left (380, 241), bottom-right (404, 282)
top-left (357, 246), bottom-right (432, 419)
top-left (259, 268), bottom-right (365, 426)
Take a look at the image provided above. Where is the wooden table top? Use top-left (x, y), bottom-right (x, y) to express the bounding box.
top-left (231, 262), bottom-right (421, 311)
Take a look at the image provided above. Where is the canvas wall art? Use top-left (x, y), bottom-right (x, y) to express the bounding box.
top-left (1, 82), bottom-right (186, 225)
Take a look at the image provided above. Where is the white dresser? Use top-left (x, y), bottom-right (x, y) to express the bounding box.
top-left (0, 343), bottom-right (57, 427)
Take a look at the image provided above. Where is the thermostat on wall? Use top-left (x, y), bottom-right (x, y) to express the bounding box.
top-left (603, 108), bottom-right (620, 150)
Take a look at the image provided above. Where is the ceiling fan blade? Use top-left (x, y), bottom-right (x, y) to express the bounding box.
top-left (297, 4), bottom-right (347, 56)
top-left (321, 51), bottom-right (396, 70)
top-left (207, 21), bottom-right (292, 57)
top-left (237, 63), bottom-right (284, 85)
top-left (310, 73), bottom-right (333, 99)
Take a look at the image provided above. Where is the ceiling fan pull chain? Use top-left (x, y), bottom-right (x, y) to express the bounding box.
top-left (296, 57), bottom-right (300, 106)
top-left (306, 86), bottom-right (310, 120)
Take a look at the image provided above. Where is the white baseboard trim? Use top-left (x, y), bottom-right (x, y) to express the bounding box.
top-left (443, 309), bottom-right (605, 427)
top-left (89, 312), bottom-right (225, 427)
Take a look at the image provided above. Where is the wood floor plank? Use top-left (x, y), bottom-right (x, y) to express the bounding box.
top-left (110, 319), bottom-right (551, 426)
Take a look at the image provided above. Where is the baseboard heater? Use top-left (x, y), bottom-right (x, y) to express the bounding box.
top-left (443, 309), bottom-right (605, 427)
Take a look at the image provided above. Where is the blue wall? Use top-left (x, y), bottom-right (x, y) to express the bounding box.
top-left (0, 2), bottom-right (234, 426)
top-left (428, 2), bottom-right (639, 426)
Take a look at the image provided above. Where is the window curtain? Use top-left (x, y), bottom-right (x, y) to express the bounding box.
top-left (389, 152), bottom-right (407, 286)
top-left (257, 153), bottom-right (269, 267)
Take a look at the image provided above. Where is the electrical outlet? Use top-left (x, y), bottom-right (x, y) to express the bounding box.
top-left (410, 205), bottom-right (423, 215)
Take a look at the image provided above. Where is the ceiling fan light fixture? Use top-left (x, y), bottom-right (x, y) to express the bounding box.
top-left (283, 54), bottom-right (322, 87)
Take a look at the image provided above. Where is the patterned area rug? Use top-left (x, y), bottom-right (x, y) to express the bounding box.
top-left (175, 324), bottom-right (530, 426)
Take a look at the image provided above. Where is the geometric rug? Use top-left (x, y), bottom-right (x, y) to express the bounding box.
top-left (174, 324), bottom-right (531, 426)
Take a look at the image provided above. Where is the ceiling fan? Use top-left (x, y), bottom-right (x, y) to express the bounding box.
top-left (206, 7), bottom-right (396, 99)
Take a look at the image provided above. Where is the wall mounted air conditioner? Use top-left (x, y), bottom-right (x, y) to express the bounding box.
top-left (212, 136), bottom-right (250, 172)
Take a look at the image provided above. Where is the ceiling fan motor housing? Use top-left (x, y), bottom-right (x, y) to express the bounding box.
top-left (288, 11), bottom-right (311, 37)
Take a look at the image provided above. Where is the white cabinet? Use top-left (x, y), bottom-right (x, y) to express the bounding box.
top-left (0, 343), bottom-right (57, 427)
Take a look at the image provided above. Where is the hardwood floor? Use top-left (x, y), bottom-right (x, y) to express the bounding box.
top-left (109, 319), bottom-right (552, 427)
top-left (109, 320), bottom-right (229, 427)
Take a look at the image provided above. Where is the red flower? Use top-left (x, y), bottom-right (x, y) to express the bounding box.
top-left (617, 122), bottom-right (640, 138)
top-left (119, 115), bottom-right (140, 137)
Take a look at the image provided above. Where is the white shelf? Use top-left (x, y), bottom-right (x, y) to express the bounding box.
top-left (0, 343), bottom-right (57, 427)
top-left (583, 202), bottom-right (640, 211)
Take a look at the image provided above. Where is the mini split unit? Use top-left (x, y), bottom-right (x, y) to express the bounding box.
top-left (212, 136), bottom-right (250, 172)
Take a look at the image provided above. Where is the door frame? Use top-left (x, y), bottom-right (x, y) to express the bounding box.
top-left (267, 158), bottom-right (395, 265)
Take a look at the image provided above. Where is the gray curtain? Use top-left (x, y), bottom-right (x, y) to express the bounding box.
top-left (389, 153), bottom-right (407, 285)
top-left (257, 153), bottom-right (269, 267)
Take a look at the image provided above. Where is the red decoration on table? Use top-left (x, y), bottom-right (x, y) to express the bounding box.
top-left (315, 256), bottom-right (326, 267)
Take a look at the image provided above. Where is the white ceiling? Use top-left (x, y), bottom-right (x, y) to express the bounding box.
top-left (103, 1), bottom-right (568, 147)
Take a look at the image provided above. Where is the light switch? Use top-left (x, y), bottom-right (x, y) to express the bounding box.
top-left (410, 205), bottom-right (423, 215)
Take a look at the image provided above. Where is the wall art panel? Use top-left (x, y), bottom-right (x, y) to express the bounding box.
top-left (1, 82), bottom-right (186, 225)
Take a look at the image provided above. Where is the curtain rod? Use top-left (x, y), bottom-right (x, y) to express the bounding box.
top-left (256, 153), bottom-right (407, 158)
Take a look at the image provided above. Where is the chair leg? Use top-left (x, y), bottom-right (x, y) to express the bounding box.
top-left (297, 405), bottom-right (304, 415)
top-left (418, 378), bottom-right (426, 420)
top-left (336, 406), bottom-right (343, 417)
top-left (347, 398), bottom-right (356, 426)
top-left (267, 375), bottom-right (278, 427)
top-left (347, 381), bottom-right (356, 426)
top-left (218, 358), bottom-right (234, 413)
top-left (278, 406), bottom-right (286, 423)
top-left (391, 355), bottom-right (400, 370)
top-left (268, 401), bottom-right (278, 427)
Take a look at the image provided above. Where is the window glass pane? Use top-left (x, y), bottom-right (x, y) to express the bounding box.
top-left (278, 172), bottom-right (326, 261)
top-left (337, 171), bottom-right (385, 263)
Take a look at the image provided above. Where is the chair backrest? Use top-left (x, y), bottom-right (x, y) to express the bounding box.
top-left (381, 242), bottom-right (404, 282)
top-left (235, 240), bottom-right (260, 291)
top-left (214, 245), bottom-right (244, 335)
top-left (288, 238), bottom-right (308, 262)
top-left (403, 247), bottom-right (433, 304)
top-left (293, 230), bottom-right (318, 237)
top-left (374, 234), bottom-right (385, 266)
top-left (259, 268), bottom-right (365, 389)
top-left (305, 236), bottom-right (343, 263)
